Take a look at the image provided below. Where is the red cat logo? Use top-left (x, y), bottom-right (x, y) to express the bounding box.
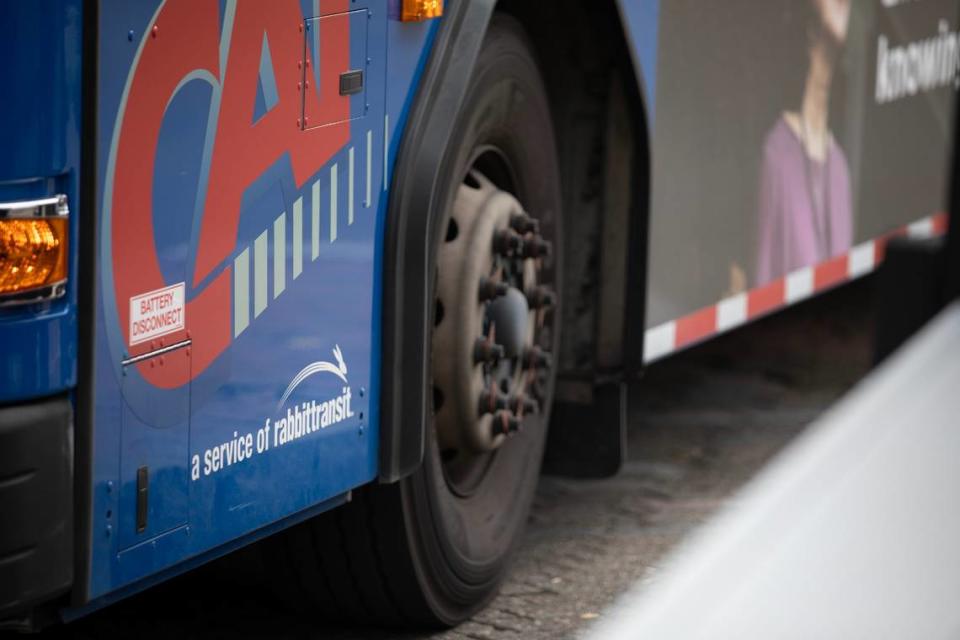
top-left (108, 0), bottom-right (350, 388)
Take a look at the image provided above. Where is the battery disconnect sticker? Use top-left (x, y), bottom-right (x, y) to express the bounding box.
top-left (129, 282), bottom-right (185, 346)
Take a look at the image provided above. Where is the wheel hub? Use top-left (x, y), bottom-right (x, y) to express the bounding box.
top-left (432, 170), bottom-right (556, 479)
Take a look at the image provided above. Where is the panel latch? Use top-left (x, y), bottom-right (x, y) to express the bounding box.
top-left (136, 466), bottom-right (149, 533)
top-left (339, 70), bottom-right (364, 96)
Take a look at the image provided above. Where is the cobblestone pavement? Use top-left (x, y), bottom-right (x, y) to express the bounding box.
top-left (51, 281), bottom-right (874, 639)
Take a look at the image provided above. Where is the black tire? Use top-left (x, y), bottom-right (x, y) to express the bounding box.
top-left (261, 15), bottom-right (562, 628)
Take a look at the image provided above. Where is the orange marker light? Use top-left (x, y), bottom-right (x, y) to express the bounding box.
top-left (0, 196), bottom-right (69, 301)
top-left (399, 0), bottom-right (443, 21)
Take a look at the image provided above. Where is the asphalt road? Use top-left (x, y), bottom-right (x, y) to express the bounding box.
top-left (49, 279), bottom-right (875, 639)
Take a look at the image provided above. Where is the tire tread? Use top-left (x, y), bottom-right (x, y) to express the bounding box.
top-left (262, 486), bottom-right (436, 626)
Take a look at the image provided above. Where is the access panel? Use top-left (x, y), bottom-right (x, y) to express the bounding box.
top-left (91, 0), bottom-right (387, 598)
top-left (302, 9), bottom-right (370, 130)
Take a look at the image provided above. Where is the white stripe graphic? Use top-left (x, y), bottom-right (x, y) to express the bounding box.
top-left (785, 266), bottom-right (814, 303)
top-left (644, 322), bottom-right (676, 363)
top-left (365, 129), bottom-right (372, 207)
top-left (273, 212), bottom-right (285, 298)
top-left (254, 229), bottom-right (268, 317)
top-left (233, 247), bottom-right (249, 337)
top-left (293, 197), bottom-right (303, 279)
top-left (907, 217), bottom-right (934, 238)
top-left (311, 179), bottom-right (320, 260)
top-left (716, 293), bottom-right (748, 332)
top-left (348, 146), bottom-right (355, 225)
top-left (330, 163), bottom-right (338, 242)
top-left (848, 241), bottom-right (875, 278)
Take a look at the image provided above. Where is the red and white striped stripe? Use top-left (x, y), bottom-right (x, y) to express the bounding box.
top-left (643, 212), bottom-right (949, 363)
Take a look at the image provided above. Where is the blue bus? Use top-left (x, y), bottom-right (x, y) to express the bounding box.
top-left (1, 0), bottom-right (956, 630)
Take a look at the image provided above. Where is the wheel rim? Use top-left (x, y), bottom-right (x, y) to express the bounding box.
top-left (432, 164), bottom-right (557, 497)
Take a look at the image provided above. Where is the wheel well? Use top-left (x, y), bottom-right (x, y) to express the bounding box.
top-left (496, 1), bottom-right (652, 389)
top-left (378, 0), bottom-right (651, 482)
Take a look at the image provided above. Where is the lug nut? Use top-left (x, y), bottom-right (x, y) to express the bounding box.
top-left (479, 383), bottom-right (509, 415)
top-left (520, 236), bottom-right (552, 259)
top-left (493, 229), bottom-right (523, 255)
top-left (509, 394), bottom-right (539, 415)
top-left (478, 277), bottom-right (509, 302)
top-left (491, 410), bottom-right (522, 436)
top-left (474, 338), bottom-right (505, 364)
top-left (510, 213), bottom-right (540, 234)
top-left (522, 346), bottom-right (552, 370)
top-left (526, 286), bottom-right (556, 309)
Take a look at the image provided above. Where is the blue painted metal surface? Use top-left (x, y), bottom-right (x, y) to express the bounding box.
top-left (0, 0), bottom-right (82, 403)
top-left (615, 0), bottom-right (660, 125)
top-left (86, 0), bottom-right (438, 603)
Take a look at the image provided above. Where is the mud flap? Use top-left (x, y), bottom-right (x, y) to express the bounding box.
top-left (542, 381), bottom-right (627, 478)
top-left (874, 236), bottom-right (947, 364)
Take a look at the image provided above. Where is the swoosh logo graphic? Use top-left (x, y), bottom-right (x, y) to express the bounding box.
top-left (278, 344), bottom-right (348, 408)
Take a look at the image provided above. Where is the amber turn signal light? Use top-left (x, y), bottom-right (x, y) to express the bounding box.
top-left (0, 195), bottom-right (69, 304)
top-left (399, 0), bottom-right (443, 21)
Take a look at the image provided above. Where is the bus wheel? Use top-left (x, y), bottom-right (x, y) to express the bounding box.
top-left (264, 15), bottom-right (561, 627)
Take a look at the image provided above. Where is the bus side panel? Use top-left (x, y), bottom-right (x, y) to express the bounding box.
top-left (87, 0), bottom-right (433, 600)
top-left (0, 1), bottom-right (82, 619)
top-left (618, 0), bottom-right (960, 361)
top-left (0, 0), bottom-right (82, 404)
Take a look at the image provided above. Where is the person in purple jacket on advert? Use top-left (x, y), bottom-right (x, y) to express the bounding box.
top-left (755, 0), bottom-right (853, 285)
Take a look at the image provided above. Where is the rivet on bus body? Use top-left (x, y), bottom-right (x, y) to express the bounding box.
top-left (105, 524), bottom-right (112, 537)
top-left (107, 480), bottom-right (114, 493)
top-left (128, 30), bottom-right (134, 42)
top-left (151, 24), bottom-right (158, 38)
